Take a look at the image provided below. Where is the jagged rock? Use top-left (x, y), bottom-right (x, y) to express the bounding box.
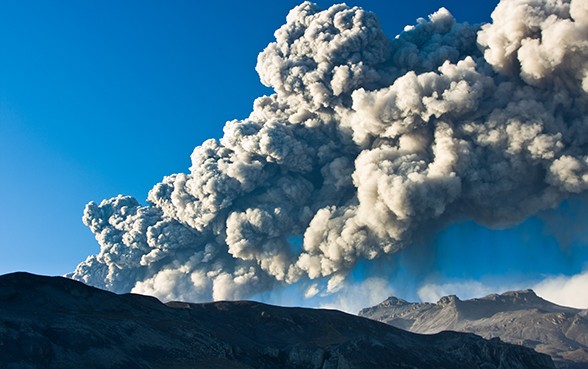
top-left (0, 273), bottom-right (555, 369)
top-left (359, 290), bottom-right (588, 369)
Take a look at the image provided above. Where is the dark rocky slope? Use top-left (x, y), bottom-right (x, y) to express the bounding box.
top-left (0, 273), bottom-right (554, 369)
top-left (359, 290), bottom-right (588, 369)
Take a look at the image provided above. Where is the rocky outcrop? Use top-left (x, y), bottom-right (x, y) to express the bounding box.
top-left (0, 273), bottom-right (555, 369)
top-left (360, 290), bottom-right (588, 369)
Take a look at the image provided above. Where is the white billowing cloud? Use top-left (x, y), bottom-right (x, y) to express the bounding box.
top-left (320, 277), bottom-right (396, 314)
top-left (479, 0), bottom-right (588, 90)
top-left (534, 271), bottom-right (588, 309)
top-left (304, 283), bottom-right (320, 298)
top-left (69, 0), bottom-right (588, 304)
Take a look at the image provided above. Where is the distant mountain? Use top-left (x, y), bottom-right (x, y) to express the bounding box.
top-left (0, 273), bottom-right (554, 369)
top-left (359, 290), bottom-right (588, 369)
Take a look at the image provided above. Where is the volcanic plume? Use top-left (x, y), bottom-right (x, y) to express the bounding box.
top-left (70, 0), bottom-right (588, 304)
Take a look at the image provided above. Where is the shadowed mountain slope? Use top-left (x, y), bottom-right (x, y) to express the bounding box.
top-left (0, 273), bottom-right (555, 369)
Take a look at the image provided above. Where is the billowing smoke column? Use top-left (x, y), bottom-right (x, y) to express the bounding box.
top-left (70, 0), bottom-right (588, 302)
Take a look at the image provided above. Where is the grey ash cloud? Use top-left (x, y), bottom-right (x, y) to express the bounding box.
top-left (70, 0), bottom-right (588, 302)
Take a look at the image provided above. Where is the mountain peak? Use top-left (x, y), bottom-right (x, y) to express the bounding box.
top-left (382, 296), bottom-right (411, 306)
top-left (482, 289), bottom-right (539, 301)
top-left (438, 294), bottom-right (461, 305)
top-left (506, 288), bottom-right (536, 296)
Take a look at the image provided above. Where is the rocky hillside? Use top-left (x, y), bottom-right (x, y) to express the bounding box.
top-left (359, 290), bottom-right (588, 369)
top-left (0, 273), bottom-right (555, 369)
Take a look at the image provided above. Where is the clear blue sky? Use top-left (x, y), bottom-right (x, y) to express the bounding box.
top-left (1, 0), bottom-right (586, 302)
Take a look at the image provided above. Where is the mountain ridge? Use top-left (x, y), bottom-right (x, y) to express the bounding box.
top-left (359, 289), bottom-right (588, 369)
top-left (0, 272), bottom-right (555, 369)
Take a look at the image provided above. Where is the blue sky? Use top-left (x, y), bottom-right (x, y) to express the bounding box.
top-left (1, 0), bottom-right (587, 307)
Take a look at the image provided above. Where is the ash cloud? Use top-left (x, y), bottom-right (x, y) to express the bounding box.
top-left (70, 0), bottom-right (588, 302)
